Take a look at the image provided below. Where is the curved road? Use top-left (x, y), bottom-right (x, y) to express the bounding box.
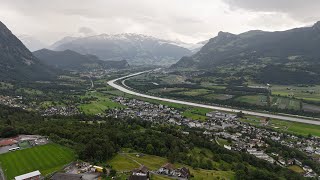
top-left (108, 70), bottom-right (320, 125)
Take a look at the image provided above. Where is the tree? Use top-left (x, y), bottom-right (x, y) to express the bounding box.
top-left (0, 126), bottom-right (17, 138)
top-left (102, 167), bottom-right (107, 174)
top-left (146, 144), bottom-right (154, 154)
top-left (236, 111), bottom-right (244, 118)
top-left (110, 169), bottom-right (116, 176)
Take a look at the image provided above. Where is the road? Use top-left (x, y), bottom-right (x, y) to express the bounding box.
top-left (107, 70), bottom-right (320, 125)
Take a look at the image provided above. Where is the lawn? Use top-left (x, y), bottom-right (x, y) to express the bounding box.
top-left (182, 108), bottom-right (211, 121)
top-left (108, 154), bottom-right (139, 171)
top-left (216, 138), bottom-right (232, 146)
top-left (0, 143), bottom-right (75, 180)
top-left (151, 174), bottom-right (174, 180)
top-left (288, 165), bottom-right (304, 173)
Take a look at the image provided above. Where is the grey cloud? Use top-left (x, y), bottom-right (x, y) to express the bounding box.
top-left (78, 27), bottom-right (96, 36)
top-left (223, 0), bottom-right (320, 23)
top-left (2, 0), bottom-right (314, 44)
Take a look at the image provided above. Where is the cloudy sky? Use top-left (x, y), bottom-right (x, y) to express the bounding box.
top-left (1, 0), bottom-right (319, 45)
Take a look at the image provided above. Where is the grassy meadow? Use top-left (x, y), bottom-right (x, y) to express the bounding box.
top-left (108, 151), bottom-right (235, 180)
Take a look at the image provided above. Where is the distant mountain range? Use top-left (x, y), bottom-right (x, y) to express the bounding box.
top-left (50, 33), bottom-right (201, 65)
top-left (33, 49), bottom-right (129, 71)
top-left (173, 21), bottom-right (320, 84)
top-left (0, 21), bottom-right (56, 81)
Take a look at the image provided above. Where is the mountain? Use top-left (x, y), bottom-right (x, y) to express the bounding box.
top-left (49, 36), bottom-right (79, 50)
top-left (0, 21), bottom-right (56, 81)
top-left (33, 49), bottom-right (129, 71)
top-left (173, 21), bottom-right (320, 84)
top-left (52, 33), bottom-right (192, 65)
top-left (169, 39), bottom-right (208, 53)
top-left (18, 35), bottom-right (47, 51)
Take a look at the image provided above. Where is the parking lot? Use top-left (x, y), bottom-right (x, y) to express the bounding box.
top-left (0, 135), bottom-right (49, 155)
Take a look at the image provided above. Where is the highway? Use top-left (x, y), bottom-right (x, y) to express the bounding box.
top-left (107, 70), bottom-right (320, 125)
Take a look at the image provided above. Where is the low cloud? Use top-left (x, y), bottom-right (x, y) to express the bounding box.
top-left (78, 27), bottom-right (96, 36)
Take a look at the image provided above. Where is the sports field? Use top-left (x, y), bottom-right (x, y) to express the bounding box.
top-left (0, 143), bottom-right (75, 180)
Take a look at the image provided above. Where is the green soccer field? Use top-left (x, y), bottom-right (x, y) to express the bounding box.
top-left (0, 143), bottom-right (75, 180)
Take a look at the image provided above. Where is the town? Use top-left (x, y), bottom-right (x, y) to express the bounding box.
top-left (110, 96), bottom-right (320, 178)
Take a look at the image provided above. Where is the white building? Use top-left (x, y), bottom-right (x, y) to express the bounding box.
top-left (15, 170), bottom-right (41, 180)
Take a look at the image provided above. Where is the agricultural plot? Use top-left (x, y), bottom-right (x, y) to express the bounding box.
top-left (241, 116), bottom-right (320, 137)
top-left (235, 95), bottom-right (268, 106)
top-left (271, 85), bottom-right (320, 102)
top-left (200, 83), bottom-right (226, 90)
top-left (0, 82), bottom-right (13, 89)
top-left (0, 143), bottom-right (75, 180)
top-left (271, 97), bottom-right (301, 110)
top-left (176, 89), bottom-right (211, 96)
top-left (78, 92), bottom-right (125, 115)
top-left (302, 103), bottom-right (320, 113)
top-left (16, 88), bottom-right (43, 95)
top-left (148, 88), bottom-right (187, 94)
top-left (204, 93), bottom-right (234, 100)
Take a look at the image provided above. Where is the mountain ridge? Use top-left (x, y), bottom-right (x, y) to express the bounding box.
top-left (0, 21), bottom-right (56, 81)
top-left (52, 33), bottom-right (194, 65)
top-left (33, 49), bottom-right (129, 71)
top-left (172, 21), bottom-right (320, 84)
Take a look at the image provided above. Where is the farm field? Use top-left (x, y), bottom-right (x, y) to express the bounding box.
top-left (78, 91), bottom-right (125, 115)
top-left (0, 82), bottom-right (13, 89)
top-left (108, 151), bottom-right (234, 180)
top-left (0, 143), bottom-right (75, 180)
top-left (125, 72), bottom-right (320, 115)
top-left (270, 96), bottom-right (301, 110)
top-left (302, 103), bottom-right (320, 113)
top-left (204, 93), bottom-right (234, 100)
top-left (235, 95), bottom-right (305, 111)
top-left (235, 95), bottom-right (268, 106)
top-left (176, 89), bottom-right (211, 96)
top-left (241, 115), bottom-right (320, 137)
top-left (271, 85), bottom-right (320, 102)
top-left (148, 88), bottom-right (186, 94)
